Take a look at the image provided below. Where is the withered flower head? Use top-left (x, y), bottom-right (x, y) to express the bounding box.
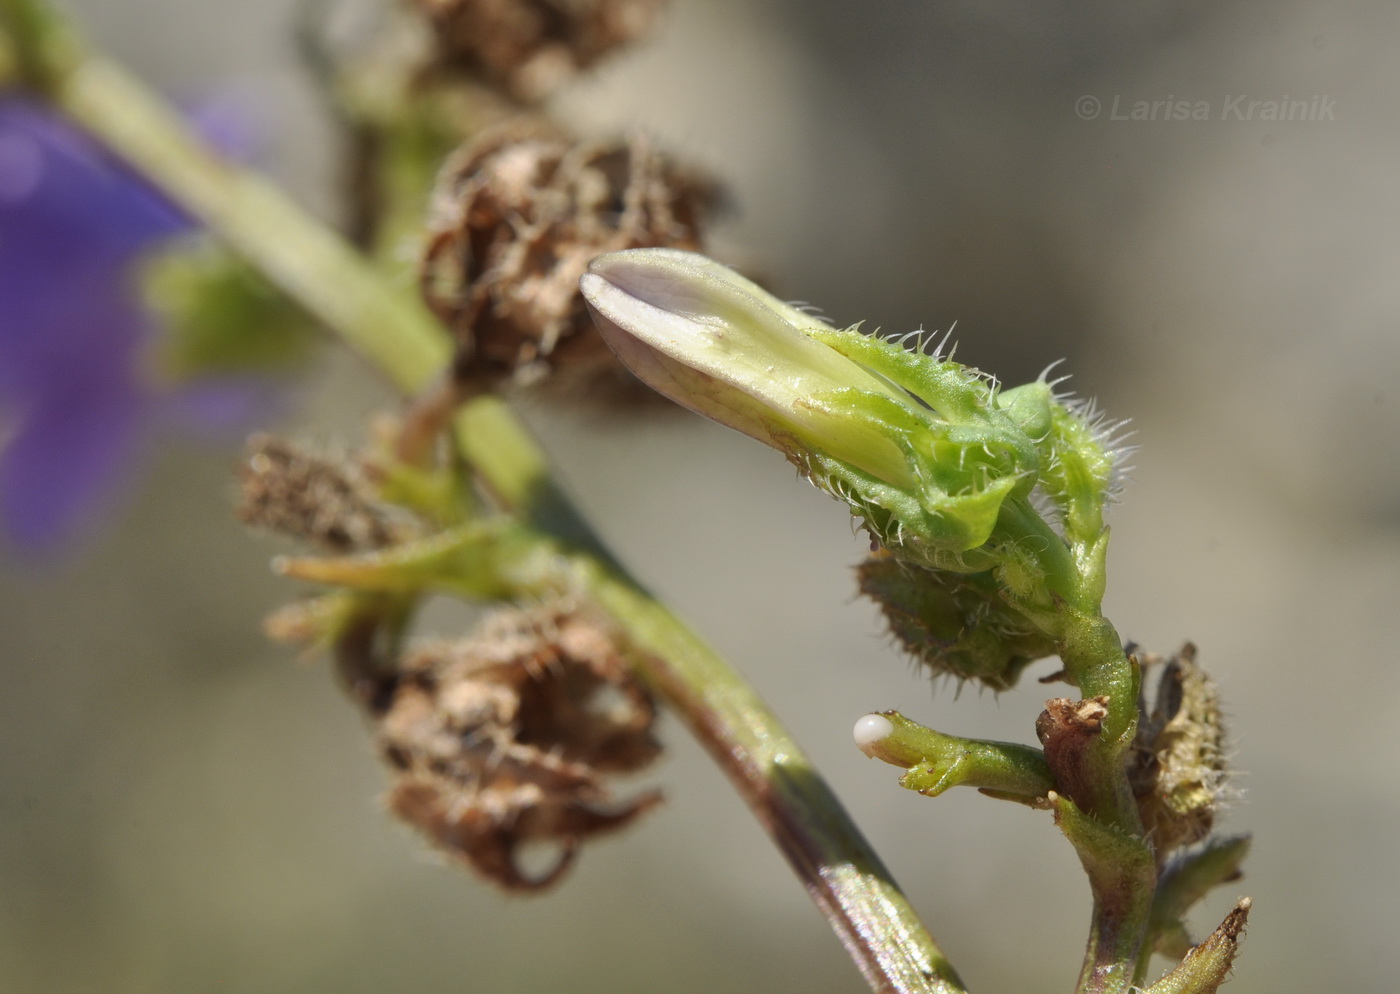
top-left (1129, 643), bottom-right (1230, 858)
top-left (237, 434), bottom-right (408, 552)
top-left (420, 121), bottom-right (716, 400)
top-left (408, 0), bottom-right (664, 102)
top-left (376, 602), bottom-right (662, 890)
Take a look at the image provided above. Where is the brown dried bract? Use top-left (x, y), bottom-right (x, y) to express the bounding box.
top-left (237, 434), bottom-right (405, 552)
top-left (1036, 695), bottom-right (1110, 813)
top-left (1130, 643), bottom-right (1228, 858)
top-left (376, 603), bottom-right (662, 890)
top-left (420, 121), bottom-right (716, 400)
top-left (409, 0), bottom-right (663, 102)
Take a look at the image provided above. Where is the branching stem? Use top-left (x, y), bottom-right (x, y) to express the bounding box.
top-left (3, 6), bottom-right (967, 990)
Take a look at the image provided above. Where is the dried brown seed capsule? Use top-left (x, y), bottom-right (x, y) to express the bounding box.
top-left (377, 603), bottom-right (662, 890)
top-left (237, 434), bottom-right (405, 552)
top-left (409, 0), bottom-right (663, 102)
top-left (420, 121), bottom-right (716, 400)
top-left (1130, 643), bottom-right (1229, 857)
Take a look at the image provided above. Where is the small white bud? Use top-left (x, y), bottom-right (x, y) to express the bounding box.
top-left (853, 713), bottom-right (895, 757)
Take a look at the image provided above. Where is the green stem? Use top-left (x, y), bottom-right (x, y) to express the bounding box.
top-left (1056, 612), bottom-right (1140, 829)
top-left (998, 479), bottom-right (1152, 991)
top-left (581, 566), bottom-right (965, 994)
top-left (8, 8), bottom-right (966, 991)
top-left (1053, 795), bottom-right (1156, 994)
top-left (1054, 611), bottom-right (1153, 994)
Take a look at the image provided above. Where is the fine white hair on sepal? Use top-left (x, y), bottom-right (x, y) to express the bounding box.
top-left (879, 321), bottom-right (960, 359)
top-left (1028, 485), bottom-right (1067, 535)
top-left (925, 321), bottom-right (957, 359)
top-left (1064, 394), bottom-right (1139, 500)
top-left (853, 713), bottom-right (894, 756)
top-left (1037, 358), bottom-right (1075, 393)
top-left (1029, 386), bottom-right (1139, 504)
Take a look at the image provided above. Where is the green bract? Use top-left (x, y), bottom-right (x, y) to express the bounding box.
top-left (857, 556), bottom-right (1057, 689)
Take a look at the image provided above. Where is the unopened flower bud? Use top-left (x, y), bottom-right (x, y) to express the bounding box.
top-left (1142, 899), bottom-right (1250, 994)
top-left (581, 249), bottom-right (1046, 571)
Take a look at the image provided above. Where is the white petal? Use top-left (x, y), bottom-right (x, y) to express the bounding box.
top-left (582, 250), bottom-right (915, 486)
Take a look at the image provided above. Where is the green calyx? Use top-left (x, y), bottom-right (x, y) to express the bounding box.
top-left (802, 324), bottom-right (1043, 570)
top-left (830, 333), bottom-right (1127, 690)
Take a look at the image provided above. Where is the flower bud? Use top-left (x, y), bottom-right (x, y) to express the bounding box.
top-left (581, 249), bottom-right (1044, 570)
top-left (1142, 899), bottom-right (1250, 994)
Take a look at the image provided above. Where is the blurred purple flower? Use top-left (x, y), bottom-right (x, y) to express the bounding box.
top-left (0, 96), bottom-right (263, 556)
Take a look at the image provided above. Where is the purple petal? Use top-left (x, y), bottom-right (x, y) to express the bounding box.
top-left (163, 375), bottom-right (289, 435)
top-left (180, 93), bottom-right (261, 163)
top-left (0, 266), bottom-right (147, 397)
top-left (0, 99), bottom-right (190, 257)
top-left (0, 380), bottom-right (148, 554)
top-left (0, 97), bottom-right (285, 558)
top-left (0, 99), bottom-right (193, 388)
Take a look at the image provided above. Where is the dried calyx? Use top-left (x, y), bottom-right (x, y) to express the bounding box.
top-left (236, 434), bottom-right (416, 552)
top-left (375, 603), bottom-right (662, 889)
top-left (422, 122), bottom-right (717, 401)
top-left (408, 0), bottom-right (663, 102)
top-left (1129, 642), bottom-right (1229, 859)
top-left (240, 430), bottom-right (663, 890)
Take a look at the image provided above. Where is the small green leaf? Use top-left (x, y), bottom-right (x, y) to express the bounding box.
top-left (274, 518), bottom-right (558, 601)
top-left (143, 239), bottom-right (320, 379)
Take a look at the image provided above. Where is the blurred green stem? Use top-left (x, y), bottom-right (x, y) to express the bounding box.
top-left (2, 3), bottom-right (967, 990)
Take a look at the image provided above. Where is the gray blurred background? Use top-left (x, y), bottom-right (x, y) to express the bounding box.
top-left (4, 0), bottom-right (1399, 990)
